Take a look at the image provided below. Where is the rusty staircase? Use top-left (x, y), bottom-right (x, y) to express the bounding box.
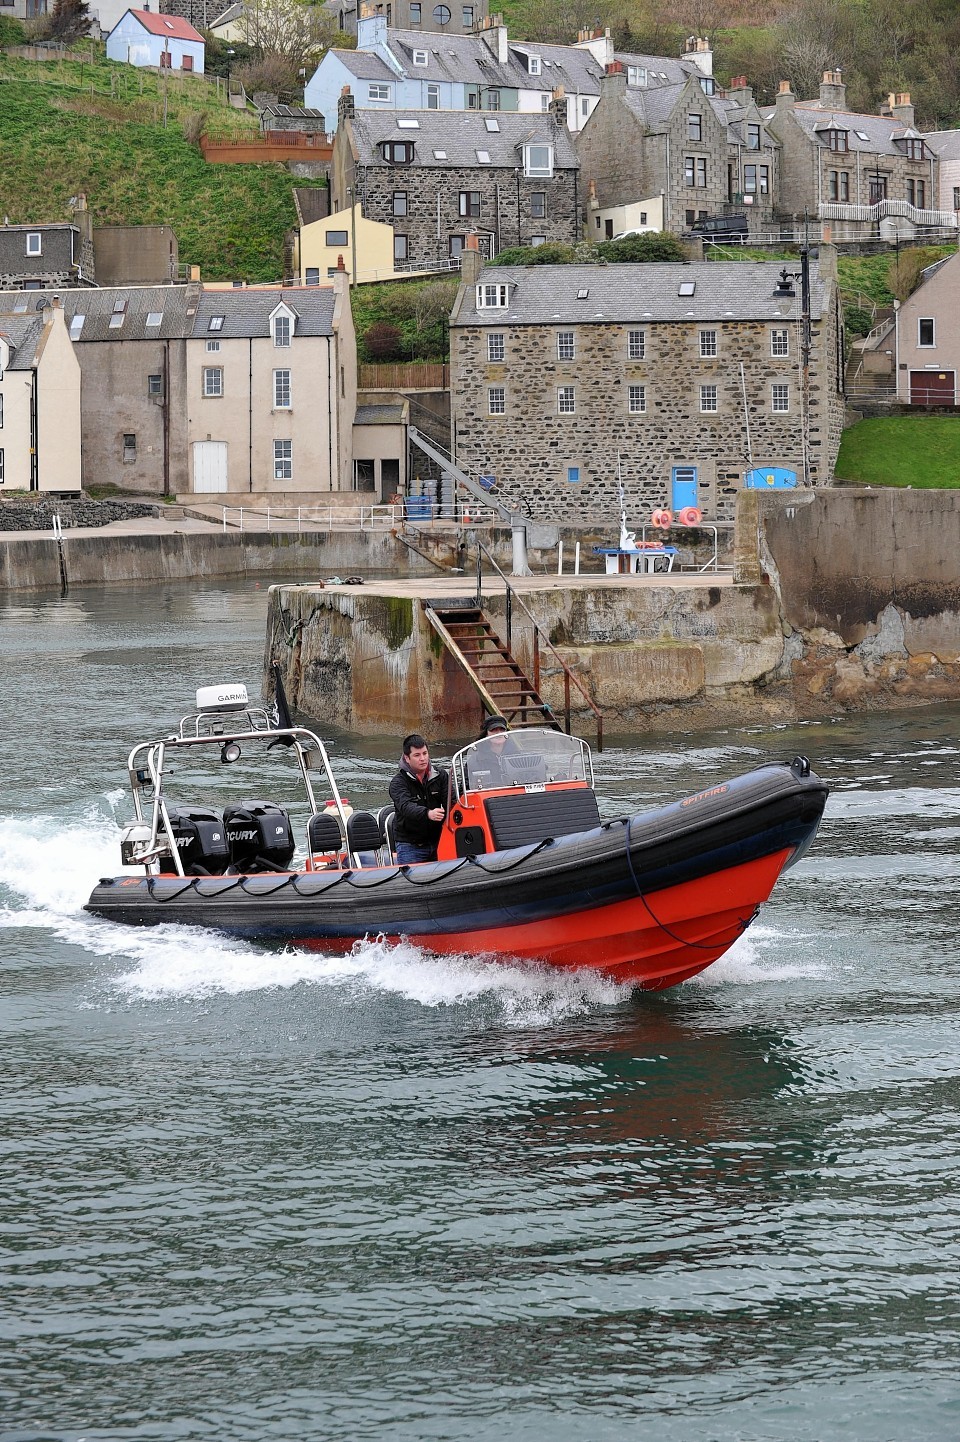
top-left (425, 604), bottom-right (561, 731)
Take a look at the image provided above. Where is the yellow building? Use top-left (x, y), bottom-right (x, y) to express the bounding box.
top-left (297, 204), bottom-right (441, 286)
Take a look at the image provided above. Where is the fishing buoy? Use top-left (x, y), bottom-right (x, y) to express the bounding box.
top-left (651, 509), bottom-right (664, 528)
top-left (679, 506), bottom-right (702, 527)
top-left (656, 509), bottom-right (673, 529)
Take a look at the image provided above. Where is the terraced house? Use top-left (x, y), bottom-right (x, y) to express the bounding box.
top-left (765, 73), bottom-right (947, 240)
top-left (331, 97), bottom-right (580, 263)
top-left (449, 254), bottom-right (845, 522)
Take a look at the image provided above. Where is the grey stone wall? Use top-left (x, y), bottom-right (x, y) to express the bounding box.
top-left (353, 161), bottom-right (580, 262)
top-left (72, 338), bottom-right (190, 496)
top-left (0, 500), bottom-right (159, 531)
top-left (451, 308), bottom-right (843, 521)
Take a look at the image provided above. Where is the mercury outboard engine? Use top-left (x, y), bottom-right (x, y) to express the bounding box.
top-left (160, 806), bottom-right (231, 875)
top-left (222, 800), bottom-right (295, 872)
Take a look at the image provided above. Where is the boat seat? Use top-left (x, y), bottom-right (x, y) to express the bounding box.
top-left (347, 810), bottom-right (388, 865)
top-left (376, 805), bottom-right (396, 863)
top-left (485, 788), bottom-right (601, 850)
top-left (308, 811), bottom-right (344, 859)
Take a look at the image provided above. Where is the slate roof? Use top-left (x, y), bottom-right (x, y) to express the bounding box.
top-left (0, 313), bottom-right (45, 369)
top-left (614, 50), bottom-right (702, 86)
top-left (354, 403), bottom-right (406, 424)
top-left (620, 79), bottom-right (757, 142)
top-left (454, 262), bottom-right (827, 326)
top-left (192, 288), bottom-right (336, 338)
top-left (0, 285), bottom-right (337, 340)
top-left (329, 47), bottom-right (398, 83)
top-left (121, 8), bottom-right (204, 41)
top-left (764, 103), bottom-right (922, 158)
top-left (923, 129), bottom-right (960, 159)
top-left (350, 108), bottom-right (578, 169)
top-left (378, 27), bottom-right (605, 94)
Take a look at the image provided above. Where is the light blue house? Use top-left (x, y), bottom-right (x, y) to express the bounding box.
top-left (106, 8), bottom-right (205, 73)
top-left (306, 13), bottom-right (608, 133)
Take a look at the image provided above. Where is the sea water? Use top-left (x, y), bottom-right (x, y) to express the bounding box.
top-left (1, 582), bottom-right (959, 1442)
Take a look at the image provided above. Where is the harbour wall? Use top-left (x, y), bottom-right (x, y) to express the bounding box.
top-left (265, 490), bottom-right (960, 735)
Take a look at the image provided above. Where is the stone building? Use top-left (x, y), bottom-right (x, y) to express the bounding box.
top-left (0, 280), bottom-right (365, 496)
top-left (765, 74), bottom-right (947, 239)
top-left (576, 65), bottom-right (780, 239)
top-left (0, 220), bottom-right (95, 290)
top-left (923, 129), bottom-right (960, 218)
top-left (331, 98), bottom-right (580, 264)
top-left (448, 253), bottom-right (844, 522)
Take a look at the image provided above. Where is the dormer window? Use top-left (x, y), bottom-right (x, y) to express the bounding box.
top-left (272, 309), bottom-right (294, 347)
top-left (382, 140), bottom-right (415, 163)
top-left (905, 138), bottom-right (924, 160)
top-left (528, 54), bottom-right (541, 75)
top-left (523, 143), bottom-right (553, 178)
top-left (699, 76), bottom-right (715, 95)
top-left (828, 129), bottom-right (848, 152)
top-left (476, 283), bottom-right (509, 309)
top-left (627, 65), bottom-right (646, 86)
top-left (747, 123), bottom-right (761, 150)
top-left (413, 49), bottom-right (428, 64)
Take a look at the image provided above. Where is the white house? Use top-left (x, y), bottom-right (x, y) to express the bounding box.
top-left (0, 300), bottom-right (82, 494)
top-left (106, 8), bottom-right (205, 73)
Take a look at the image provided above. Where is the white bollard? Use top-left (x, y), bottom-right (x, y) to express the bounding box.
top-left (557, 541), bottom-right (564, 575)
top-left (574, 541), bottom-right (581, 575)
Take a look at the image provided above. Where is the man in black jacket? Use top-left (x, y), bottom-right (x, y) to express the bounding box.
top-left (388, 733), bottom-right (449, 864)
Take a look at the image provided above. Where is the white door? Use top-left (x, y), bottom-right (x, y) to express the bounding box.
top-left (192, 441), bottom-right (228, 493)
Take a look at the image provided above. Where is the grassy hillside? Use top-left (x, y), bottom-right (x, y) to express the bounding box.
top-left (0, 48), bottom-right (324, 281)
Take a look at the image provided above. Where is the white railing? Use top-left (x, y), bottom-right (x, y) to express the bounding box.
top-left (219, 500), bottom-right (501, 532)
top-left (393, 255), bottom-right (463, 274)
top-left (820, 199), bottom-right (959, 227)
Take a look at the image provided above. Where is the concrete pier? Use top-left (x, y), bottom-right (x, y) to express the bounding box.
top-left (266, 490), bottom-right (960, 735)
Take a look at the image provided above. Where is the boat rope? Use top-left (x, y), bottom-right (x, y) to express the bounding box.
top-left (466, 840), bottom-right (550, 874)
top-left (238, 875), bottom-right (296, 896)
top-left (398, 857), bottom-right (471, 884)
top-left (622, 819), bottom-right (758, 952)
top-left (146, 877), bottom-right (197, 902)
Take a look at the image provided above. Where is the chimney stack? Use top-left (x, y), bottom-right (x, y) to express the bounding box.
top-left (338, 85), bottom-right (355, 125)
top-left (819, 68), bottom-right (846, 110)
top-left (883, 91), bottom-right (915, 128)
top-left (775, 78), bottom-right (795, 113)
top-left (460, 233), bottom-right (482, 288)
top-left (725, 75), bottom-right (753, 105)
top-left (549, 86), bottom-right (569, 129)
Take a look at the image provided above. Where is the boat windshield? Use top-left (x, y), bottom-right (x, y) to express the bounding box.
top-left (452, 729), bottom-right (594, 794)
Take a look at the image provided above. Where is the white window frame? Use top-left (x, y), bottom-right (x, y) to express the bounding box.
top-left (771, 382), bottom-right (790, 413)
top-left (274, 440), bottom-right (293, 480)
top-left (273, 314), bottom-right (291, 348)
top-left (627, 65), bottom-right (646, 86)
top-left (627, 329), bottom-right (645, 360)
top-left (476, 283), bottom-right (509, 309)
top-left (557, 385), bottom-right (576, 414)
top-left (699, 330), bottom-right (717, 358)
top-left (528, 54), bottom-right (541, 76)
top-left (557, 331), bottom-right (575, 360)
top-left (412, 48), bottom-right (428, 64)
top-left (488, 386), bottom-right (505, 414)
top-left (368, 83), bottom-right (392, 102)
top-left (628, 384), bottom-right (646, 413)
top-left (0, 448), bottom-right (4, 483)
top-left (202, 367), bottom-right (224, 398)
top-left (273, 368), bottom-right (291, 410)
top-left (918, 318), bottom-right (935, 347)
top-left (487, 333), bottom-right (505, 362)
top-left (0, 394), bottom-right (3, 428)
top-left (426, 83), bottom-right (440, 108)
top-left (523, 143), bottom-right (553, 178)
top-left (205, 339), bottom-right (220, 353)
top-left (771, 328), bottom-right (789, 357)
top-left (699, 384), bottom-right (718, 412)
top-left (26, 232), bottom-right (42, 256)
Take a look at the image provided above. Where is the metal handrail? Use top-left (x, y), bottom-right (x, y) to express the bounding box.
top-left (475, 541), bottom-right (603, 751)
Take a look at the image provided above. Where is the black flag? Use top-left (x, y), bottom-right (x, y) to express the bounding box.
top-left (269, 662), bottom-right (296, 748)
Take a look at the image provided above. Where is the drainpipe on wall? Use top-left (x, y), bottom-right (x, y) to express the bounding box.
top-left (162, 340), bottom-right (170, 498)
top-left (326, 334), bottom-right (334, 492)
top-left (29, 371), bottom-right (38, 491)
top-left (248, 336), bottom-right (253, 492)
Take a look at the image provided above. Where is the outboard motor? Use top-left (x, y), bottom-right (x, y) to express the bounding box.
top-left (160, 806), bottom-right (231, 875)
top-left (223, 800), bottom-right (295, 872)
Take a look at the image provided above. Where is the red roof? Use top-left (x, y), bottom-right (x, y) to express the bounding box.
top-left (128, 8), bottom-right (204, 42)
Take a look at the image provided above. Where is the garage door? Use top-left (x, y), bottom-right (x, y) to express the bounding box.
top-left (192, 440), bottom-right (228, 492)
top-left (910, 370), bottom-right (955, 405)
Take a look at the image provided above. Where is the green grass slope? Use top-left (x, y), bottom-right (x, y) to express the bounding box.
top-left (0, 50), bottom-right (324, 281)
top-left (836, 416), bottom-right (960, 488)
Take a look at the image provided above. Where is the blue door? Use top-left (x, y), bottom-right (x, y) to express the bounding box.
top-left (671, 466), bottom-right (698, 510)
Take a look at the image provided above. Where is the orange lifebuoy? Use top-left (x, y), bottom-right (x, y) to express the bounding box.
top-left (651, 509), bottom-right (664, 528)
top-left (679, 506), bottom-right (702, 527)
top-left (657, 509), bottom-right (673, 529)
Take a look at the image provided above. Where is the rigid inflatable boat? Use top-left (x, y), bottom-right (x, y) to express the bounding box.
top-left (85, 681), bottom-right (829, 990)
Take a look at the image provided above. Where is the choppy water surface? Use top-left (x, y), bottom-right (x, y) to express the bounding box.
top-left (1, 583), bottom-right (959, 1442)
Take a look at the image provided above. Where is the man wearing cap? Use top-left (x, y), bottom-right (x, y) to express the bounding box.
top-left (468, 715), bottom-right (519, 789)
